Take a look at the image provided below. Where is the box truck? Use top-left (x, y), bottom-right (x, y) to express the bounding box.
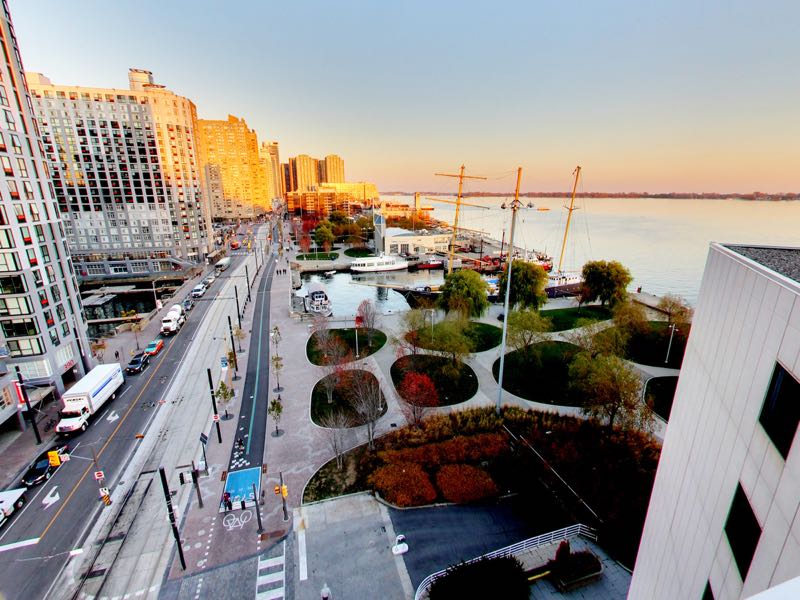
top-left (0, 488), bottom-right (28, 528)
top-left (55, 363), bottom-right (125, 434)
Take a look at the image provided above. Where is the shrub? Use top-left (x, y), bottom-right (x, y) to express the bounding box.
top-left (436, 464), bottom-right (499, 503)
top-left (429, 556), bottom-right (528, 600)
top-left (369, 462), bottom-right (436, 507)
top-left (547, 540), bottom-right (602, 587)
top-left (378, 432), bottom-right (509, 467)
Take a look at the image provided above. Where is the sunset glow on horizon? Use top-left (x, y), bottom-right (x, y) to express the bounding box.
top-left (11, 0), bottom-right (799, 194)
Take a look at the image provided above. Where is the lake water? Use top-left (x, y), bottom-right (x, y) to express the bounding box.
top-left (296, 196), bottom-right (799, 316)
top-left (381, 195), bottom-right (800, 305)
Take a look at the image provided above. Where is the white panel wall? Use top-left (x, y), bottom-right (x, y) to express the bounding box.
top-left (630, 245), bottom-right (800, 600)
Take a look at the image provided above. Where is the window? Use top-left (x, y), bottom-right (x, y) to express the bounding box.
top-left (1, 317), bottom-right (38, 337)
top-left (725, 484), bottom-right (761, 580)
top-left (759, 363), bottom-right (800, 459)
top-left (15, 157), bottom-right (27, 177)
top-left (0, 296), bottom-right (31, 316)
top-left (0, 229), bottom-right (13, 248)
top-left (7, 337), bottom-right (43, 357)
top-left (0, 155), bottom-right (11, 175)
top-left (0, 252), bottom-right (20, 272)
top-left (49, 329), bottom-right (60, 346)
top-left (0, 274), bottom-right (25, 293)
top-left (3, 109), bottom-right (15, 131)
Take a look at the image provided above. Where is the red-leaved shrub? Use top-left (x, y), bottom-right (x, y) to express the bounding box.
top-left (436, 464), bottom-right (498, 503)
top-left (370, 462), bottom-right (436, 507)
top-left (379, 432), bottom-right (508, 467)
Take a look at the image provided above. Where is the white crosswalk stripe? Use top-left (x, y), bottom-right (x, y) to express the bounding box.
top-left (255, 540), bottom-right (285, 600)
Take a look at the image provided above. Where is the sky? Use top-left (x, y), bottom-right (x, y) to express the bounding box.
top-left (10, 1), bottom-right (800, 194)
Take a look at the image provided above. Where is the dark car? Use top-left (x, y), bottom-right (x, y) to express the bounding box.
top-left (21, 443), bottom-right (69, 487)
top-left (125, 352), bottom-right (149, 374)
top-left (182, 297), bottom-right (194, 311)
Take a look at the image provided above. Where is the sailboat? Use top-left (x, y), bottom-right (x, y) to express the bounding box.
top-left (545, 166), bottom-right (585, 298)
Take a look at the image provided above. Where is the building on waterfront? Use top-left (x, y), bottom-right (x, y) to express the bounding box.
top-left (380, 227), bottom-right (450, 255)
top-left (317, 181), bottom-right (378, 204)
top-left (320, 154), bottom-right (344, 183)
top-left (197, 114), bottom-right (268, 220)
top-left (27, 69), bottom-right (214, 277)
top-left (259, 141), bottom-right (282, 202)
top-left (288, 154), bottom-right (319, 193)
top-left (630, 244), bottom-right (800, 600)
top-left (0, 2), bottom-right (93, 429)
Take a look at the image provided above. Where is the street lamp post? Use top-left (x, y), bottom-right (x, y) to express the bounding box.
top-left (245, 265), bottom-right (251, 303)
top-left (496, 167), bottom-right (532, 416)
top-left (234, 285), bottom-right (242, 331)
top-left (665, 323), bottom-right (679, 364)
top-left (206, 368), bottom-right (222, 443)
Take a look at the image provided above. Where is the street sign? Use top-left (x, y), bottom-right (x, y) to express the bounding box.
top-left (212, 414), bottom-right (220, 422)
top-left (220, 356), bottom-right (228, 369)
top-left (94, 470), bottom-right (105, 481)
top-left (98, 487), bottom-right (109, 498)
top-left (199, 432), bottom-right (209, 446)
top-left (47, 450), bottom-right (61, 467)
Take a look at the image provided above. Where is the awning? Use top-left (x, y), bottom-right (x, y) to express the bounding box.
top-left (17, 384), bottom-right (55, 410)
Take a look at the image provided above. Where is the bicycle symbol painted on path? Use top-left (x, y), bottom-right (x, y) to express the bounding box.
top-left (222, 510), bottom-right (252, 531)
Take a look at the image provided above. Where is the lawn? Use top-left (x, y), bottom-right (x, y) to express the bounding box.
top-left (598, 321), bottom-right (690, 369)
top-left (413, 321), bottom-right (502, 353)
top-left (646, 376), bottom-right (679, 421)
top-left (391, 354), bottom-right (478, 406)
top-left (344, 247), bottom-right (374, 258)
top-left (492, 341), bottom-right (583, 406)
top-left (310, 370), bottom-right (387, 427)
top-left (540, 305), bottom-right (613, 332)
top-left (295, 252), bottom-right (339, 261)
top-left (307, 328), bottom-right (387, 365)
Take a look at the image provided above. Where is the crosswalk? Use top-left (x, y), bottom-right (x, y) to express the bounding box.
top-left (255, 541), bottom-right (286, 599)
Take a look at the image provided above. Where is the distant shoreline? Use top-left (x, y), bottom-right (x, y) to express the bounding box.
top-left (380, 192), bottom-right (799, 201)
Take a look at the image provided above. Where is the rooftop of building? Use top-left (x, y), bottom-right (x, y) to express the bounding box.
top-left (725, 244), bottom-right (800, 283)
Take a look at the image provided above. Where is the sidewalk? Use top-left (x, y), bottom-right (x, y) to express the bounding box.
top-left (0, 270), bottom-right (209, 492)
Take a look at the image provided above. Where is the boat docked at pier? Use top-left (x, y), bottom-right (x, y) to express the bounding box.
top-left (414, 255), bottom-right (444, 270)
top-left (350, 253), bottom-right (409, 273)
top-left (304, 282), bottom-right (333, 317)
top-left (545, 165), bottom-right (585, 298)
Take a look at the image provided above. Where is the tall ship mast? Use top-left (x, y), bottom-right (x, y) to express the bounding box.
top-left (546, 165), bottom-right (585, 298)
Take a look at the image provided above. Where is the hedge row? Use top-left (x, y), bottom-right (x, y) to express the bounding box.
top-left (370, 462), bottom-right (498, 507)
top-left (378, 432), bottom-right (508, 467)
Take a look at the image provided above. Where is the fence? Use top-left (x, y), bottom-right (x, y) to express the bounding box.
top-left (414, 523), bottom-right (597, 600)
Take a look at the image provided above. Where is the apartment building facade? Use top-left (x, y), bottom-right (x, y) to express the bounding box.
top-left (630, 244), bottom-right (800, 600)
top-left (197, 114), bottom-right (267, 220)
top-left (0, 0), bottom-right (92, 427)
top-left (27, 69), bottom-right (213, 277)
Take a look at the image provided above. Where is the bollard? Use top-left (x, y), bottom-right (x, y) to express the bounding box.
top-left (241, 499), bottom-right (246, 511)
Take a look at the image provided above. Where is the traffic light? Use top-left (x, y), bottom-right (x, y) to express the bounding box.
top-left (274, 485), bottom-right (280, 496)
top-left (281, 484), bottom-right (288, 498)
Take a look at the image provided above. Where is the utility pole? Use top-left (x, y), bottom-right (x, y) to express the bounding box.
top-left (279, 471), bottom-right (288, 521)
top-left (15, 367), bottom-right (41, 445)
top-left (234, 285), bottom-right (242, 331)
top-left (159, 467), bottom-right (186, 570)
top-left (206, 368), bottom-right (222, 443)
top-left (252, 483), bottom-right (264, 533)
top-left (228, 315), bottom-right (240, 380)
top-left (496, 167), bottom-right (525, 416)
top-left (434, 165), bottom-right (487, 274)
top-left (245, 264), bottom-right (251, 303)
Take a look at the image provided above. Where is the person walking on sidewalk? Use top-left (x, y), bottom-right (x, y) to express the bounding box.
top-left (223, 492), bottom-right (232, 512)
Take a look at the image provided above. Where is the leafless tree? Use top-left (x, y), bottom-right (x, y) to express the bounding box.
top-left (311, 315), bottom-right (331, 360)
top-left (356, 299), bottom-right (379, 346)
top-left (394, 309), bottom-right (427, 356)
top-left (320, 337), bottom-right (350, 403)
top-left (319, 410), bottom-right (353, 469)
top-left (346, 369), bottom-right (384, 450)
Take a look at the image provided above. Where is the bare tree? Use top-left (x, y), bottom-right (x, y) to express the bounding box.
top-left (657, 293), bottom-right (693, 327)
top-left (311, 314), bottom-right (331, 360)
top-left (356, 299), bottom-right (379, 346)
top-left (346, 369), bottom-right (384, 450)
top-left (319, 410), bottom-right (353, 469)
top-left (394, 309), bottom-right (427, 356)
top-left (320, 337), bottom-right (349, 403)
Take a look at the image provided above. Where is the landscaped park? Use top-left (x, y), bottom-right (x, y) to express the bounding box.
top-left (296, 261), bottom-right (691, 592)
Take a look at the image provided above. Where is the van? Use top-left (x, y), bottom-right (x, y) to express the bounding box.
top-left (191, 284), bottom-right (206, 298)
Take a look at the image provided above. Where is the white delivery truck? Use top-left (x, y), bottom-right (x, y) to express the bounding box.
top-left (0, 488), bottom-right (27, 528)
top-left (55, 363), bottom-right (125, 435)
top-left (215, 257), bottom-right (231, 272)
top-left (160, 304), bottom-right (186, 336)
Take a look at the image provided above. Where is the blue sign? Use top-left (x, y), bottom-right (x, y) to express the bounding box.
top-left (222, 467), bottom-right (260, 510)
top-left (220, 356), bottom-right (228, 369)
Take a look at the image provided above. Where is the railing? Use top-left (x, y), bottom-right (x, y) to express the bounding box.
top-left (413, 523), bottom-right (597, 600)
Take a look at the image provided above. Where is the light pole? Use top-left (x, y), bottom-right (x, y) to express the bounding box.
top-left (228, 315), bottom-right (240, 380)
top-left (665, 323), bottom-right (678, 364)
top-left (354, 316), bottom-right (359, 358)
top-left (15, 367), bottom-right (42, 445)
top-left (496, 167), bottom-right (533, 416)
top-left (245, 264), bottom-right (251, 303)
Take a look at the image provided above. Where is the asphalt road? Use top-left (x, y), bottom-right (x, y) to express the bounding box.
top-left (0, 253), bottom-right (248, 600)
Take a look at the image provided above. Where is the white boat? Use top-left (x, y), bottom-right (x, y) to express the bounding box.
top-left (322, 270), bottom-right (336, 278)
top-left (304, 282), bottom-right (333, 317)
top-left (350, 253), bottom-right (409, 273)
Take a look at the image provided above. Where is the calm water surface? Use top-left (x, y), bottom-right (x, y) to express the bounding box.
top-left (296, 197), bottom-right (799, 314)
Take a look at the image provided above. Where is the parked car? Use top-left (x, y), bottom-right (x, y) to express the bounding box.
top-left (182, 297), bottom-right (194, 311)
top-left (144, 339), bottom-right (164, 356)
top-left (203, 274), bottom-right (216, 286)
top-left (126, 352), bottom-right (150, 374)
top-left (191, 284), bottom-right (206, 298)
top-left (21, 443), bottom-right (69, 487)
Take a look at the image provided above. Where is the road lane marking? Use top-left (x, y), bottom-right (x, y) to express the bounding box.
top-left (298, 528), bottom-right (307, 580)
top-left (0, 538), bottom-right (39, 553)
top-left (245, 256), bottom-right (274, 455)
top-left (42, 486), bottom-right (60, 509)
top-left (38, 331), bottom-right (187, 540)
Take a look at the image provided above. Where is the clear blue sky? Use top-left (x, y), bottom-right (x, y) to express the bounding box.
top-left (11, 0), bottom-right (799, 193)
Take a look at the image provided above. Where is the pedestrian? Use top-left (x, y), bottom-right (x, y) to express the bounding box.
top-left (114, 350), bottom-right (120, 361)
top-left (320, 583), bottom-right (331, 600)
top-left (223, 492), bottom-right (232, 512)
